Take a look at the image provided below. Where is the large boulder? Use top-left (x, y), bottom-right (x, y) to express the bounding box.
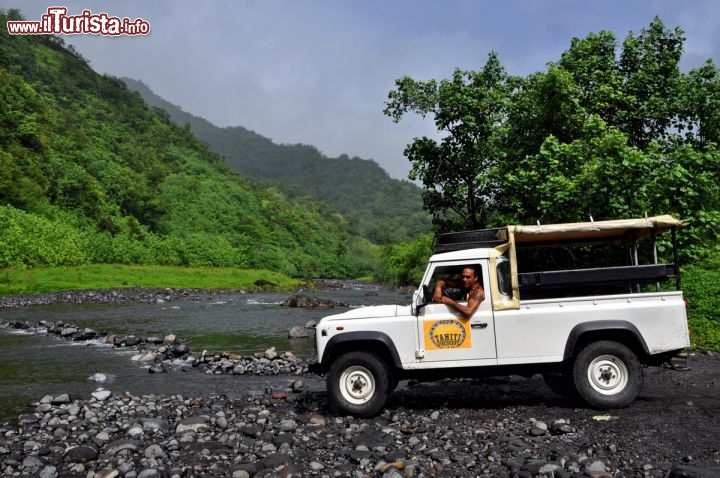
top-left (288, 326), bottom-right (311, 339)
top-left (288, 320), bottom-right (317, 339)
top-left (280, 294), bottom-right (336, 309)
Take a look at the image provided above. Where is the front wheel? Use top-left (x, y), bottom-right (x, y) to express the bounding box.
top-left (327, 351), bottom-right (392, 417)
top-left (572, 340), bottom-right (643, 408)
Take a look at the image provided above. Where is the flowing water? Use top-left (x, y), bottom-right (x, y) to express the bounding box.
top-left (0, 282), bottom-right (409, 421)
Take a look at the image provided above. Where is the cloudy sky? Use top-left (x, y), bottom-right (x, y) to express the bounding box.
top-left (4, 1), bottom-right (720, 179)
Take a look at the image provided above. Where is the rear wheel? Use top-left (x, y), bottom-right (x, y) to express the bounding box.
top-left (572, 340), bottom-right (643, 408)
top-left (327, 351), bottom-right (392, 417)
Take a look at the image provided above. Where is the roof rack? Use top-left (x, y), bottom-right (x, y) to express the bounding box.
top-left (433, 228), bottom-right (506, 254)
top-left (433, 215), bottom-right (685, 253)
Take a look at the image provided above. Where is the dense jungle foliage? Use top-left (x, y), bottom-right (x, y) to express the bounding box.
top-left (381, 18), bottom-right (720, 278)
top-left (385, 18), bottom-right (720, 264)
top-left (122, 78), bottom-right (431, 245)
top-left (0, 9), bottom-right (377, 277)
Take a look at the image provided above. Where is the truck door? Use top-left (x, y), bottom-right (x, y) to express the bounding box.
top-left (417, 260), bottom-right (497, 363)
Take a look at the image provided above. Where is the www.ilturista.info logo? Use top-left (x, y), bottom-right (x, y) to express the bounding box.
top-left (7, 7), bottom-right (150, 36)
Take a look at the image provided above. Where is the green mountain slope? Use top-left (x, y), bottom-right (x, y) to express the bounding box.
top-left (122, 78), bottom-right (431, 244)
top-left (0, 9), bottom-right (374, 277)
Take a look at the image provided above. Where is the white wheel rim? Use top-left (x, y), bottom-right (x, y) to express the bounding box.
top-left (339, 365), bottom-right (376, 405)
top-left (587, 354), bottom-right (628, 395)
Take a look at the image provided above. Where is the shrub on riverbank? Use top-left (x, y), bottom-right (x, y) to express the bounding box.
top-left (681, 256), bottom-right (720, 350)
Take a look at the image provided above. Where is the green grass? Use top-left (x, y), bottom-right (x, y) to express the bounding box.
top-left (0, 264), bottom-right (306, 295)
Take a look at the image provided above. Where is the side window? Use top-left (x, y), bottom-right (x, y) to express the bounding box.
top-left (429, 263), bottom-right (485, 302)
top-left (496, 253), bottom-right (512, 298)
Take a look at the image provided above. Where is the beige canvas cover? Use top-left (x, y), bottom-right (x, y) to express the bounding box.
top-left (501, 215), bottom-right (685, 245)
top-left (488, 215), bottom-right (684, 311)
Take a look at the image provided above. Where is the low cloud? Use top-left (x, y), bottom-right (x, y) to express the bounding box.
top-left (3, 0), bottom-right (718, 179)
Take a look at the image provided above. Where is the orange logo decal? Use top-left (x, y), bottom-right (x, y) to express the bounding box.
top-left (424, 319), bottom-right (471, 350)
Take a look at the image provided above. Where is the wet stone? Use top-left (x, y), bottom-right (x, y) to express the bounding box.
top-left (65, 444), bottom-right (99, 462)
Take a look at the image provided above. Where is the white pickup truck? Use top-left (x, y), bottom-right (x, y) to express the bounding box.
top-left (311, 215), bottom-right (690, 417)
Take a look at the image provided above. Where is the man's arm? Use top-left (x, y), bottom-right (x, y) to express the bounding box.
top-left (436, 286), bottom-right (485, 319)
top-left (433, 278), bottom-right (461, 303)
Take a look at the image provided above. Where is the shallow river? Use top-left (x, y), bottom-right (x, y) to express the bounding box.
top-left (0, 282), bottom-right (408, 421)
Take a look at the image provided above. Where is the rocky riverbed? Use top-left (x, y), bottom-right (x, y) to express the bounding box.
top-left (0, 288), bottom-right (217, 309)
top-left (1, 289), bottom-right (719, 477)
top-left (0, 281), bottom-right (358, 310)
top-left (2, 317), bottom-right (310, 377)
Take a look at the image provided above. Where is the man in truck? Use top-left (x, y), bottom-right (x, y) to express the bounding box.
top-left (432, 265), bottom-right (485, 318)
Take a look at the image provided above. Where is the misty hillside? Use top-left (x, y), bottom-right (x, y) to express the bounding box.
top-left (0, 9), bottom-right (376, 277)
top-left (122, 78), bottom-right (431, 244)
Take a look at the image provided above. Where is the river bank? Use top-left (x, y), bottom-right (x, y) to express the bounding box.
top-left (0, 279), bottom-right (370, 309)
top-left (0, 264), bottom-right (310, 297)
top-left (0, 288), bottom-right (223, 309)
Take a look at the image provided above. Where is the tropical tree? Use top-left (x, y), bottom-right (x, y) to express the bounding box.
top-left (386, 18), bottom-right (720, 258)
top-left (384, 52), bottom-right (514, 231)
top-left (615, 18), bottom-right (685, 148)
top-left (680, 60), bottom-right (720, 148)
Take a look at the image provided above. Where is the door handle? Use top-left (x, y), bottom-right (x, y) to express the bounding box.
top-left (471, 323), bottom-right (488, 329)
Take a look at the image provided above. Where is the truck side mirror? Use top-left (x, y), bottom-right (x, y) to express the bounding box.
top-left (411, 285), bottom-right (430, 316)
top-left (419, 285), bottom-right (431, 309)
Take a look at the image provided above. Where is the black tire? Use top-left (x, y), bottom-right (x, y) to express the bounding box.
top-left (327, 351), bottom-right (392, 417)
top-left (572, 340), bottom-right (643, 408)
